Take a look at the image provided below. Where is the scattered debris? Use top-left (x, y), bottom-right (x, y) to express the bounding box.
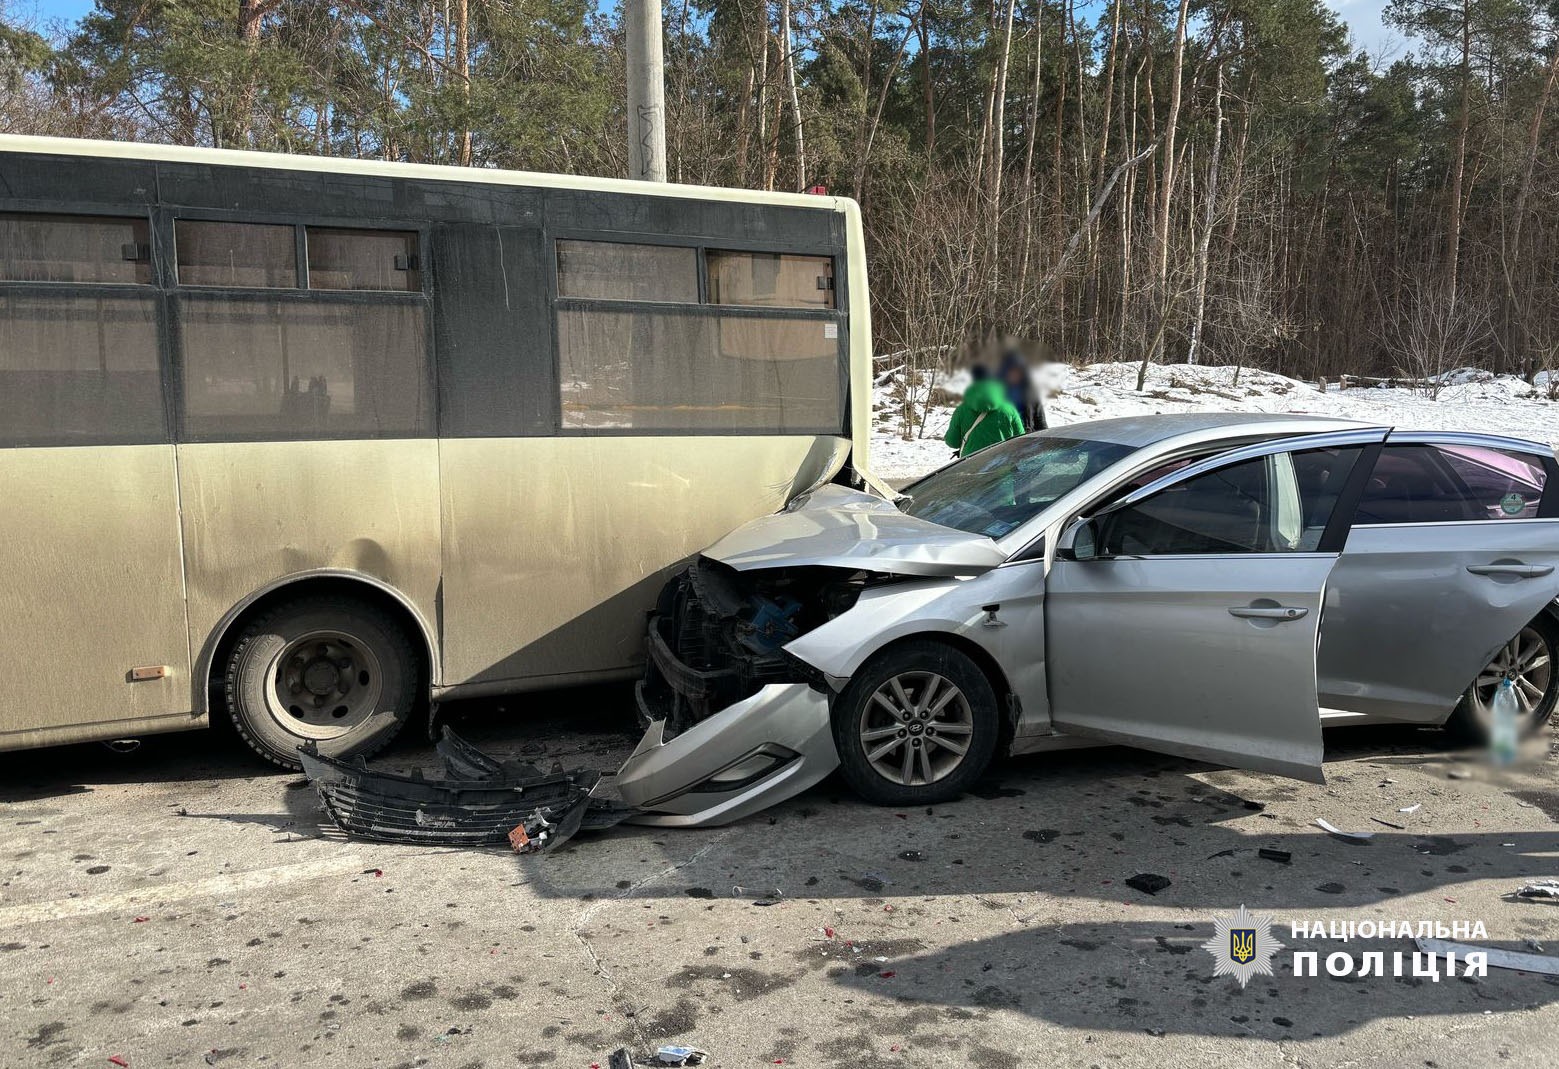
top-left (1370, 817), bottom-right (1406, 830)
top-left (298, 727), bottom-right (630, 848)
top-left (1257, 849), bottom-right (1292, 864)
top-left (733, 886), bottom-right (783, 905)
top-left (655, 1044), bottom-right (708, 1065)
top-left (608, 1048), bottom-right (633, 1069)
top-left (1315, 818), bottom-right (1373, 842)
top-left (108, 1058), bottom-right (129, 1068)
top-left (1447, 769), bottom-right (1471, 780)
top-left (1398, 803), bottom-right (1421, 814)
top-left (1125, 873), bottom-right (1171, 896)
top-left (1416, 936), bottom-right (1559, 976)
top-left (1504, 881), bottom-right (1559, 903)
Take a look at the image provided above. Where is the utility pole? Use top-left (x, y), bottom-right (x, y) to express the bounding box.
top-left (626, 0), bottom-right (667, 182)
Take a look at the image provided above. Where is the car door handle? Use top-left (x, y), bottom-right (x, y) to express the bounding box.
top-left (1228, 606), bottom-right (1309, 621)
top-left (1467, 563), bottom-right (1554, 579)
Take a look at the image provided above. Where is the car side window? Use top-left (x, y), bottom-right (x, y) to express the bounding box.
top-left (1354, 444), bottom-right (1547, 524)
top-left (1100, 455), bottom-right (1286, 555)
top-left (1098, 447), bottom-right (1362, 556)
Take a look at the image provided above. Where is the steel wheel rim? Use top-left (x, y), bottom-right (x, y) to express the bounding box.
top-left (265, 629), bottom-right (384, 740)
top-left (860, 671), bottom-right (975, 786)
top-left (1473, 625), bottom-right (1554, 722)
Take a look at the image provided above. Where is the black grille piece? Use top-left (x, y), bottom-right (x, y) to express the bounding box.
top-left (298, 728), bottom-right (630, 849)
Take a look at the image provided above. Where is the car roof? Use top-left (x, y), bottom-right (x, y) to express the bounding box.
top-left (1046, 412), bottom-right (1381, 448)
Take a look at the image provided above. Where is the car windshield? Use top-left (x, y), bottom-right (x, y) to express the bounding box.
top-left (899, 434), bottom-right (1135, 537)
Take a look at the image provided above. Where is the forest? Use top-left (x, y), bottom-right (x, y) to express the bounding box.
top-left (2, 0), bottom-right (1557, 396)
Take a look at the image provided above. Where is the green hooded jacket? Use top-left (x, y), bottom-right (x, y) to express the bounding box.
top-left (944, 379), bottom-right (1026, 457)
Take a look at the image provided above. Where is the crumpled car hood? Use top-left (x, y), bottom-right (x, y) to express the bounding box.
top-left (702, 484), bottom-right (1006, 577)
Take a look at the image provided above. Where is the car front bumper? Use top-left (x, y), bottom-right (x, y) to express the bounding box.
top-left (615, 682), bottom-right (840, 828)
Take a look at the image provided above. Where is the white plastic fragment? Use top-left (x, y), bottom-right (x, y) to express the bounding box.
top-left (1505, 881), bottom-right (1559, 902)
top-left (1416, 937), bottom-right (1559, 977)
top-left (1398, 803), bottom-right (1421, 814)
top-left (1315, 818), bottom-right (1374, 841)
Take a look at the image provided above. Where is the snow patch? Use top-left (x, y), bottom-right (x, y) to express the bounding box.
top-left (871, 361), bottom-right (1559, 481)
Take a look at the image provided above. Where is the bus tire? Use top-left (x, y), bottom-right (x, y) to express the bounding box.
top-left (223, 595), bottom-right (419, 769)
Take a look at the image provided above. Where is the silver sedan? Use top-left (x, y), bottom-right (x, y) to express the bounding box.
top-left (616, 414), bottom-right (1559, 825)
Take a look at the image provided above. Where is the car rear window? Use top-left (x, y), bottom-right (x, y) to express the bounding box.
top-left (1355, 444), bottom-right (1548, 524)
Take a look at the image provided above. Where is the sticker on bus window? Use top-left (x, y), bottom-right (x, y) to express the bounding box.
top-left (823, 323), bottom-right (838, 339)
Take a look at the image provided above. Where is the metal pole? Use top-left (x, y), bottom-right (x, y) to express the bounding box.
top-left (625, 0), bottom-right (667, 182)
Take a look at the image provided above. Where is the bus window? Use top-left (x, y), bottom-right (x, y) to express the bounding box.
top-left (0, 213), bottom-right (152, 286)
top-left (180, 298), bottom-right (428, 439)
top-left (557, 306), bottom-right (841, 432)
top-left (307, 228), bottom-right (420, 292)
top-left (176, 220), bottom-right (297, 288)
top-left (707, 251), bottom-right (834, 309)
top-left (556, 240), bottom-right (697, 303)
top-left (0, 292), bottom-right (163, 445)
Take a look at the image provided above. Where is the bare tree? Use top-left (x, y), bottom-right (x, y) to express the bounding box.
top-left (1380, 274), bottom-right (1492, 399)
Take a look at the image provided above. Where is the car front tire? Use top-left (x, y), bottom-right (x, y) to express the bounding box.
top-left (832, 639), bottom-right (1001, 806)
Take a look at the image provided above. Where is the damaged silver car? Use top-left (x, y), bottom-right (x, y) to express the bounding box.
top-left (617, 414), bottom-right (1559, 826)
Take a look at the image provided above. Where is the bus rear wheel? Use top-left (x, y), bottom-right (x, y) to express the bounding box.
top-left (224, 596), bottom-right (419, 769)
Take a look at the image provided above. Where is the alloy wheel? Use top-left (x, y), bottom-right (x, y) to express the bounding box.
top-left (1473, 625), bottom-right (1554, 720)
top-left (858, 671), bottom-right (976, 786)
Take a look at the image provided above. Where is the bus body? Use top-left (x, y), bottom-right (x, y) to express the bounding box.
top-left (0, 136), bottom-right (871, 765)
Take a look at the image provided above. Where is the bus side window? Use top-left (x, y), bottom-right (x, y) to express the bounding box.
top-left (176, 221), bottom-right (296, 288)
top-left (0, 213), bottom-right (152, 285)
top-left (554, 237), bottom-right (846, 434)
top-left (307, 228), bottom-right (421, 292)
top-left (556, 240), bottom-right (696, 303)
top-left (0, 213), bottom-right (164, 447)
top-left (706, 251), bottom-right (834, 309)
top-left (176, 219), bottom-right (430, 441)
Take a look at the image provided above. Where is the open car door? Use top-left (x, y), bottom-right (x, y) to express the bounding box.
top-left (1043, 430), bottom-right (1388, 783)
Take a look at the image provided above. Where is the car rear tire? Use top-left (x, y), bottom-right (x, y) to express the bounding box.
top-left (1446, 613), bottom-right (1558, 744)
top-left (224, 596), bottom-right (419, 769)
top-left (832, 640), bottom-right (1001, 806)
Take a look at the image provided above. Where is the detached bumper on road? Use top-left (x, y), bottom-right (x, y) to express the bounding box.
top-left (616, 682), bottom-right (840, 828)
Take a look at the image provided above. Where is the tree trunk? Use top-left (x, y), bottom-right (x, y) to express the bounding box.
top-left (1187, 62), bottom-right (1224, 366)
top-left (779, 0), bottom-right (807, 189)
top-left (1444, 0), bottom-right (1472, 297)
top-left (917, 1), bottom-right (935, 156)
top-left (985, 0), bottom-right (1017, 307)
top-left (1145, 0), bottom-right (1190, 378)
top-left (1016, 3), bottom-right (1045, 299)
top-left (455, 0), bottom-right (471, 165)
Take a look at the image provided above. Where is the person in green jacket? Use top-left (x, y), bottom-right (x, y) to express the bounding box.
top-left (944, 372), bottom-right (1026, 458)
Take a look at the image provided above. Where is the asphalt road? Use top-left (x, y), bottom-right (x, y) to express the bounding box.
top-left (3, 691), bottom-right (1558, 1069)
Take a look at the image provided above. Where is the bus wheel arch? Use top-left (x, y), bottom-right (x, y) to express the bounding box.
top-left (201, 576), bottom-right (434, 769)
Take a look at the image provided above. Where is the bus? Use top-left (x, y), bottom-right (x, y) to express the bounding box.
top-left (0, 136), bottom-right (872, 767)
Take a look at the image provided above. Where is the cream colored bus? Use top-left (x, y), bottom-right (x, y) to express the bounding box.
top-left (0, 136), bottom-right (871, 767)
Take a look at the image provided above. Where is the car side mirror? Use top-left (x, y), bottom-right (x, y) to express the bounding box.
top-left (1056, 517), bottom-right (1100, 562)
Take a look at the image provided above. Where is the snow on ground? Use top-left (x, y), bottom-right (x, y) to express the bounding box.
top-left (870, 361), bottom-right (1559, 481)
